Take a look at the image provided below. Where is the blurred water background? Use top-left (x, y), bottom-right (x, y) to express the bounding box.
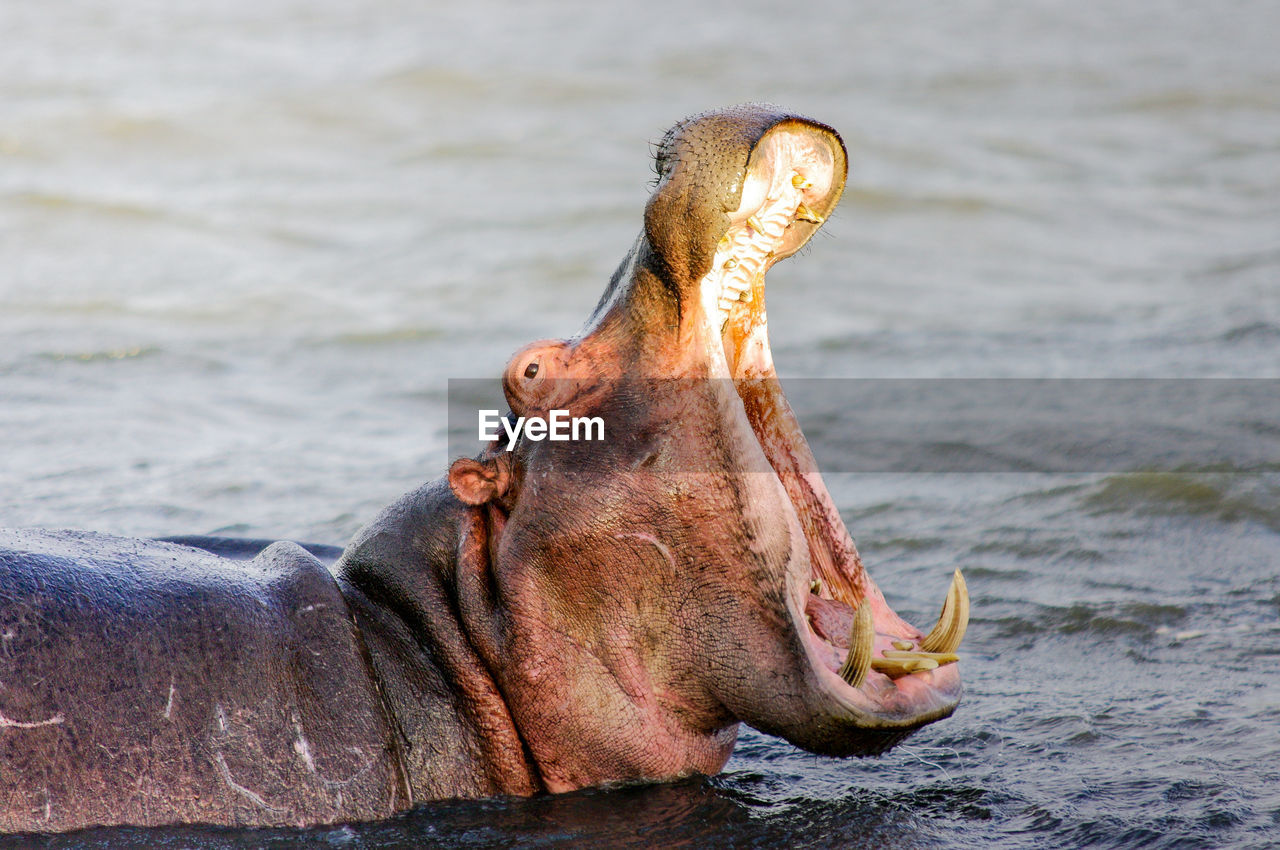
top-left (2, 1), bottom-right (1278, 847)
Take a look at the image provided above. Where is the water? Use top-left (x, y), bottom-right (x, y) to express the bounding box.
top-left (2, 1), bottom-right (1279, 847)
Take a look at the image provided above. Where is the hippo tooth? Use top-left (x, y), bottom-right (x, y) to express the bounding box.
top-left (837, 600), bottom-right (874, 689)
top-left (704, 169), bottom-right (819, 332)
top-left (891, 639), bottom-right (914, 651)
top-left (810, 579), bottom-right (822, 594)
top-left (795, 204), bottom-right (825, 225)
top-left (871, 657), bottom-right (939, 678)
top-left (882, 649), bottom-right (960, 665)
top-left (919, 569), bottom-right (970, 654)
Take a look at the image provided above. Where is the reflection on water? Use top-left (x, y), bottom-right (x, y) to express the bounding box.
top-left (2, 1), bottom-right (1279, 848)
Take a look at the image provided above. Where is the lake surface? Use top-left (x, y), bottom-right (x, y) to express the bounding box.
top-left (2, 1), bottom-right (1278, 847)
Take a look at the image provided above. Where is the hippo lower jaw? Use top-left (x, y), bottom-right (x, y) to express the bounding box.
top-left (696, 118), bottom-right (968, 755)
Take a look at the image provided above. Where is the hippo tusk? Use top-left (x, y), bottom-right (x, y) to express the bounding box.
top-left (919, 569), bottom-right (970, 654)
top-left (838, 600), bottom-right (874, 688)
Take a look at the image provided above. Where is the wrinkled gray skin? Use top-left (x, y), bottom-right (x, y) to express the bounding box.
top-left (0, 531), bottom-right (409, 828)
top-left (0, 105), bottom-right (961, 832)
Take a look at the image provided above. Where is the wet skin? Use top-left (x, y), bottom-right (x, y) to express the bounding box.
top-left (0, 105), bottom-right (965, 831)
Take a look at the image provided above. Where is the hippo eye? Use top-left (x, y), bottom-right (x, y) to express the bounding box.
top-left (524, 362), bottom-right (539, 379)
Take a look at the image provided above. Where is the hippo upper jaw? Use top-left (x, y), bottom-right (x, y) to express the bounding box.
top-left (661, 107), bottom-right (967, 756)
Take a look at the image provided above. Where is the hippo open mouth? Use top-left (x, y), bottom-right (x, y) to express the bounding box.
top-left (452, 104), bottom-right (968, 789)
top-left (654, 107), bottom-right (969, 754)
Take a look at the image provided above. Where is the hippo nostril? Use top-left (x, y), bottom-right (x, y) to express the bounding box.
top-left (524, 362), bottom-right (540, 379)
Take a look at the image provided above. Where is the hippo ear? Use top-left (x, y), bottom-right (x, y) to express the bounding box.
top-left (448, 456), bottom-right (511, 506)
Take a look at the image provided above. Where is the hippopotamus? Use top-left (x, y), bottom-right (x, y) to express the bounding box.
top-left (0, 104), bottom-right (968, 832)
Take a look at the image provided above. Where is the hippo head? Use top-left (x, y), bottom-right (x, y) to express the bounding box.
top-left (448, 105), bottom-right (967, 791)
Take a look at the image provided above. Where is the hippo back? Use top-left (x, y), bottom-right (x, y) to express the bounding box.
top-left (0, 529), bottom-right (407, 831)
